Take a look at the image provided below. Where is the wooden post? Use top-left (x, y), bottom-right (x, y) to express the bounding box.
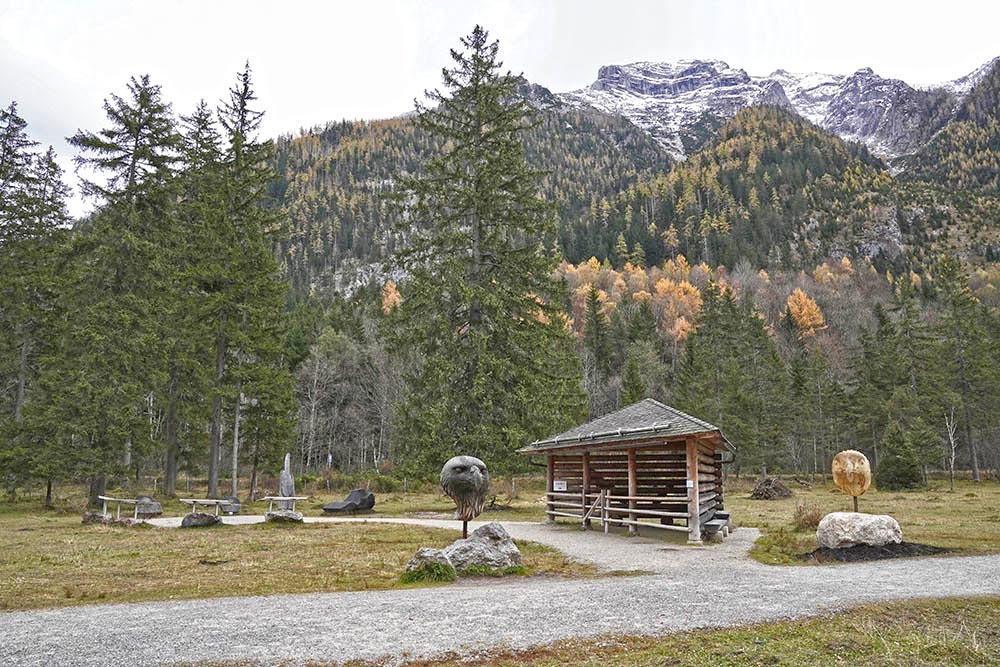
top-left (602, 490), bottom-right (609, 533)
top-left (627, 448), bottom-right (638, 535)
top-left (686, 437), bottom-right (702, 544)
top-left (582, 452), bottom-right (591, 529)
top-left (546, 455), bottom-right (555, 523)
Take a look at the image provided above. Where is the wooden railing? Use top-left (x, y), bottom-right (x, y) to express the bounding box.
top-left (544, 491), bottom-right (692, 533)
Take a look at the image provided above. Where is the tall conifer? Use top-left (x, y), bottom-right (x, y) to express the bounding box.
top-left (389, 26), bottom-right (585, 473)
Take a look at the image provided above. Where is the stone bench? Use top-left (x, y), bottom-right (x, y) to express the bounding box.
top-left (179, 498), bottom-right (230, 516)
top-left (259, 496), bottom-right (308, 512)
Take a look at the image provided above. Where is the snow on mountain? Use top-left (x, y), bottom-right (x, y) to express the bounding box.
top-left (558, 57), bottom-right (998, 161)
top-left (763, 69), bottom-right (844, 126)
top-left (936, 56), bottom-right (1000, 97)
top-left (559, 60), bottom-right (791, 157)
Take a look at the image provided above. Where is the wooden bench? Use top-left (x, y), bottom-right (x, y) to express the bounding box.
top-left (178, 498), bottom-right (231, 516)
top-left (702, 518), bottom-right (730, 540)
top-left (259, 496), bottom-right (308, 512)
top-left (97, 495), bottom-right (139, 520)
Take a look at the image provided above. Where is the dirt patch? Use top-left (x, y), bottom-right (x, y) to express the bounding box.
top-left (801, 541), bottom-right (950, 563)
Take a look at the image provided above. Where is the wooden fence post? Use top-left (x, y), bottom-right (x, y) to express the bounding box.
top-left (546, 455), bottom-right (555, 523)
top-left (627, 448), bottom-right (637, 535)
top-left (686, 437), bottom-right (702, 544)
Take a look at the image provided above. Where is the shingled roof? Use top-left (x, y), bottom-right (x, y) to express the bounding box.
top-left (519, 398), bottom-right (733, 453)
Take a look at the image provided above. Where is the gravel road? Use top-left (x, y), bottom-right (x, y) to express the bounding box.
top-left (2, 517), bottom-right (998, 667)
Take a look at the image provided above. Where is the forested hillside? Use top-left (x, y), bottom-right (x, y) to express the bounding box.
top-left (275, 101), bottom-right (1000, 300)
top-left (271, 97), bottom-right (672, 294)
top-left (901, 61), bottom-right (1000, 193)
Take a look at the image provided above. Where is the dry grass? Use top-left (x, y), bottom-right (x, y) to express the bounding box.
top-left (0, 516), bottom-right (592, 611)
top-left (726, 477), bottom-right (1000, 564)
top-left (185, 596), bottom-right (1000, 667)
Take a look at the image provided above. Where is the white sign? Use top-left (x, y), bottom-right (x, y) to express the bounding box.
top-left (553, 480), bottom-right (567, 491)
top-left (686, 479), bottom-right (694, 488)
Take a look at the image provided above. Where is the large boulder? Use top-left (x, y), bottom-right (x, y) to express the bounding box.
top-left (402, 547), bottom-right (457, 583)
top-left (265, 509), bottom-right (303, 523)
top-left (181, 512), bottom-right (221, 528)
top-left (443, 522), bottom-right (522, 571)
top-left (405, 547), bottom-right (453, 572)
top-left (135, 495), bottom-right (163, 518)
top-left (817, 511), bottom-right (902, 549)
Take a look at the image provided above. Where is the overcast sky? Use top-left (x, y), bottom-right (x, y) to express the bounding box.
top-left (3, 0), bottom-right (999, 217)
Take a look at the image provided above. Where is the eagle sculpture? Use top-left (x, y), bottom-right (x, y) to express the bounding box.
top-left (440, 455), bottom-right (489, 538)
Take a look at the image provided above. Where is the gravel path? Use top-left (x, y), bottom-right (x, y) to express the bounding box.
top-left (2, 517), bottom-right (999, 667)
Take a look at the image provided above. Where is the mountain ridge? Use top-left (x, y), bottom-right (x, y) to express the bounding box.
top-left (557, 56), bottom-right (999, 162)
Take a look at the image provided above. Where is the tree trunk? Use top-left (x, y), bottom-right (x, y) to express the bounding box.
top-left (962, 402), bottom-right (981, 483)
top-left (249, 439), bottom-right (259, 502)
top-left (230, 386), bottom-right (242, 497)
top-left (13, 326), bottom-right (29, 423)
top-left (45, 479), bottom-right (53, 508)
top-left (208, 326), bottom-right (228, 498)
top-left (164, 362), bottom-right (180, 496)
top-left (88, 474), bottom-right (106, 508)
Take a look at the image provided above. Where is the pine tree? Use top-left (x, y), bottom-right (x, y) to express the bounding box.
top-left (582, 285), bottom-right (612, 377)
top-left (875, 421), bottom-right (923, 490)
top-left (35, 75), bottom-right (182, 504)
top-left (196, 64), bottom-right (294, 498)
top-left (934, 255), bottom-right (992, 482)
top-left (388, 26), bottom-right (585, 474)
top-left (620, 351), bottom-right (646, 405)
top-left (0, 105), bottom-right (70, 498)
top-left (677, 283), bottom-right (786, 475)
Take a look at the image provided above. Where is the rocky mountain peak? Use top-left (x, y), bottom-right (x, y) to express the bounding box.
top-left (558, 56), bottom-right (998, 162)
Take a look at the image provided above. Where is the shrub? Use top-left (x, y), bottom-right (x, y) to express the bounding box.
top-left (367, 474), bottom-right (401, 494)
top-left (792, 503), bottom-right (825, 530)
top-left (399, 561), bottom-right (457, 584)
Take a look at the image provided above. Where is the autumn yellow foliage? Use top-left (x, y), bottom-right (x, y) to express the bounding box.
top-left (786, 287), bottom-right (826, 337)
top-left (381, 280), bottom-right (401, 313)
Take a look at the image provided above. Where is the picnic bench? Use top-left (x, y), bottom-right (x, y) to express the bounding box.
top-left (97, 495), bottom-right (141, 520)
top-left (259, 496), bottom-right (308, 512)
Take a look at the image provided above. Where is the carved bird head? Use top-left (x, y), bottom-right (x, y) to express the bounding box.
top-left (440, 455), bottom-right (489, 521)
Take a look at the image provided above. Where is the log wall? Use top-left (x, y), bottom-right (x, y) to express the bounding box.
top-left (544, 437), bottom-right (726, 539)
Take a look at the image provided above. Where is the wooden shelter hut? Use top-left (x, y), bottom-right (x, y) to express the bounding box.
top-left (519, 399), bottom-right (735, 544)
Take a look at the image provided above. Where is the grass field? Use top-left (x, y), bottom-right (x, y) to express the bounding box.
top-left (0, 516), bottom-right (592, 610)
top-left (722, 477), bottom-right (1000, 563)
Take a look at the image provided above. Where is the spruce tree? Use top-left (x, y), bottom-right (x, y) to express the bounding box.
top-left (934, 255), bottom-right (992, 482)
top-left (582, 285), bottom-right (612, 378)
top-left (389, 26), bottom-right (585, 474)
top-left (39, 74), bottom-right (181, 504)
top-left (0, 105), bottom-right (70, 497)
top-left (620, 351), bottom-right (646, 405)
top-left (676, 283), bottom-right (786, 475)
top-left (197, 64), bottom-right (293, 498)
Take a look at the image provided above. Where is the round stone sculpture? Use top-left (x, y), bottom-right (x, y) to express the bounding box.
top-left (832, 449), bottom-right (871, 498)
top-left (440, 456), bottom-right (489, 537)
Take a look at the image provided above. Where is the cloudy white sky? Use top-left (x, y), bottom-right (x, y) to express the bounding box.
top-left (3, 0), bottom-right (999, 216)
